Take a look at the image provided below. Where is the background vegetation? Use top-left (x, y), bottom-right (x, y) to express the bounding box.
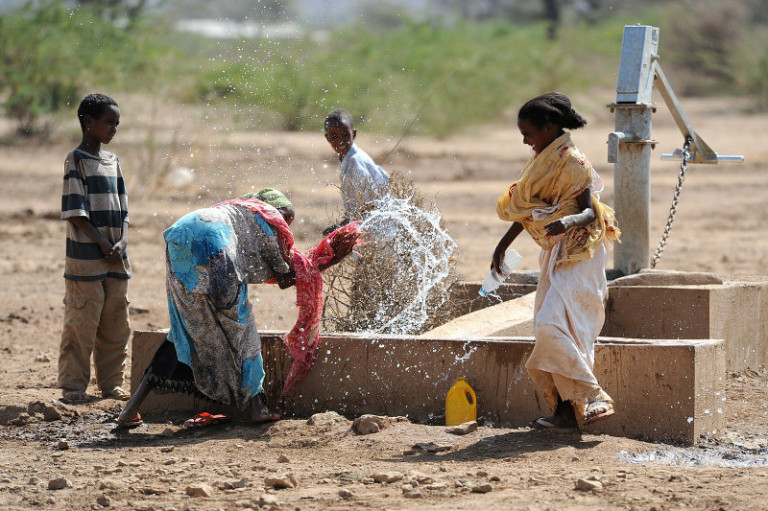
top-left (1, 0), bottom-right (767, 138)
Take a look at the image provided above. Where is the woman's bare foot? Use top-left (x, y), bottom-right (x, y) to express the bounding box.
top-left (250, 393), bottom-right (282, 423)
top-left (115, 412), bottom-right (143, 428)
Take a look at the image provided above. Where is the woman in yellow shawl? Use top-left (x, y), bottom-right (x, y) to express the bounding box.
top-left (492, 92), bottom-right (620, 430)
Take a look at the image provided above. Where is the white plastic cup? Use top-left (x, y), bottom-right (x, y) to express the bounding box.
top-left (478, 249), bottom-right (522, 297)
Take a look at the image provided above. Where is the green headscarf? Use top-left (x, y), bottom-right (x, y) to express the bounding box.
top-left (240, 188), bottom-right (293, 209)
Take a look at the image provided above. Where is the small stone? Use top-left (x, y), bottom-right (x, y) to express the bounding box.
top-left (47, 476), bottom-right (72, 490)
top-left (231, 477), bottom-right (248, 489)
top-left (139, 486), bottom-right (167, 495)
top-left (57, 439), bottom-right (70, 450)
top-left (98, 480), bottom-right (118, 490)
top-left (160, 446), bottom-right (174, 453)
top-left (185, 482), bottom-right (214, 497)
top-left (353, 414), bottom-right (392, 434)
top-left (470, 482), bottom-right (493, 493)
top-left (28, 476), bottom-right (40, 485)
top-left (409, 471), bottom-right (434, 484)
top-left (446, 421), bottom-right (478, 435)
top-left (426, 482), bottom-right (448, 490)
top-left (35, 354), bottom-right (51, 363)
top-left (277, 454), bottom-right (290, 463)
top-left (338, 488), bottom-right (354, 499)
top-left (264, 472), bottom-right (297, 489)
top-left (96, 495), bottom-right (111, 507)
top-left (306, 411), bottom-right (349, 427)
top-left (575, 478), bottom-right (604, 491)
top-left (372, 472), bottom-right (404, 484)
top-left (403, 489), bottom-right (423, 498)
top-left (411, 442), bottom-right (452, 453)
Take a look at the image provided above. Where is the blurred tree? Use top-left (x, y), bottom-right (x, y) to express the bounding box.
top-left (359, 1), bottom-right (410, 30)
top-left (159, 0), bottom-right (297, 21)
top-left (542, 0), bottom-right (559, 40)
top-left (0, 0), bottom-right (161, 137)
top-left (75, 0), bottom-right (151, 30)
top-left (662, 0), bottom-right (747, 95)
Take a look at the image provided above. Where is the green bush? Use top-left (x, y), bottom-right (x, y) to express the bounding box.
top-left (192, 20), bottom-right (615, 136)
top-left (0, 0), bottom-right (167, 137)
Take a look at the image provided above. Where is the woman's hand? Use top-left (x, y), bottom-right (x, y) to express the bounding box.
top-left (316, 229), bottom-right (362, 272)
top-left (491, 244), bottom-right (506, 274)
top-left (491, 223), bottom-right (524, 273)
top-left (545, 188), bottom-right (596, 236)
top-left (327, 230), bottom-right (361, 265)
top-left (544, 217), bottom-right (573, 237)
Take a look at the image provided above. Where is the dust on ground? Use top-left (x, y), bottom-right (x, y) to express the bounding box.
top-left (2, 94), bottom-right (768, 510)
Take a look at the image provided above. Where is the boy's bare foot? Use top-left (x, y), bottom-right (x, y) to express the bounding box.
top-left (102, 386), bottom-right (130, 401)
top-left (250, 393), bottom-right (282, 423)
top-left (62, 389), bottom-right (92, 404)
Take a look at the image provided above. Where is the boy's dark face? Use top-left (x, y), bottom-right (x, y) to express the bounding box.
top-left (324, 122), bottom-right (356, 157)
top-left (86, 105), bottom-right (120, 145)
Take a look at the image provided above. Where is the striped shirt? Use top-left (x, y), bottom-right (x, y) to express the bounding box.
top-left (61, 148), bottom-right (131, 281)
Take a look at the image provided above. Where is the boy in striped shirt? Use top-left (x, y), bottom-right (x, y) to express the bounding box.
top-left (59, 93), bottom-right (131, 404)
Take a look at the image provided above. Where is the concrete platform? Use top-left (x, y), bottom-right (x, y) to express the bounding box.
top-left (422, 292), bottom-right (535, 338)
top-left (441, 273), bottom-right (768, 372)
top-left (131, 330), bottom-right (724, 444)
top-left (604, 279), bottom-right (768, 371)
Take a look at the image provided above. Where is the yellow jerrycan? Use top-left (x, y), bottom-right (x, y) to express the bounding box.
top-left (445, 377), bottom-right (477, 426)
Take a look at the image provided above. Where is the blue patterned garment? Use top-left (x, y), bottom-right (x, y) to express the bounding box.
top-left (162, 204), bottom-right (290, 408)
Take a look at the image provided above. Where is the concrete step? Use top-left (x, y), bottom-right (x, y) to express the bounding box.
top-left (131, 330), bottom-right (724, 444)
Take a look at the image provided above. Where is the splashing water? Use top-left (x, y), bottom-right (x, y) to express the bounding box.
top-left (356, 195), bottom-right (458, 335)
top-left (323, 190), bottom-right (458, 336)
top-left (619, 443), bottom-right (768, 468)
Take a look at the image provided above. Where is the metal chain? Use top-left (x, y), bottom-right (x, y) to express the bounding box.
top-left (651, 137), bottom-right (691, 268)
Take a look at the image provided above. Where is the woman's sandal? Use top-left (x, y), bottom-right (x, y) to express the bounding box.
top-left (183, 412), bottom-right (231, 429)
top-left (581, 401), bottom-right (615, 427)
top-left (114, 413), bottom-right (144, 429)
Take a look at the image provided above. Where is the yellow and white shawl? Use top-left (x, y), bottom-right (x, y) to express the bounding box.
top-left (496, 133), bottom-right (620, 268)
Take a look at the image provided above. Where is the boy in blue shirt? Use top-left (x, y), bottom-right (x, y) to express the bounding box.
top-left (323, 108), bottom-right (389, 235)
top-left (58, 93), bottom-right (131, 403)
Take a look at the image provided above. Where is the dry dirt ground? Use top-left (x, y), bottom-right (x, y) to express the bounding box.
top-left (1, 94), bottom-right (768, 510)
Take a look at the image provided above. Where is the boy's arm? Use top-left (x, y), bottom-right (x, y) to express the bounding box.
top-left (106, 219), bottom-right (129, 263)
top-left (67, 216), bottom-right (114, 256)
